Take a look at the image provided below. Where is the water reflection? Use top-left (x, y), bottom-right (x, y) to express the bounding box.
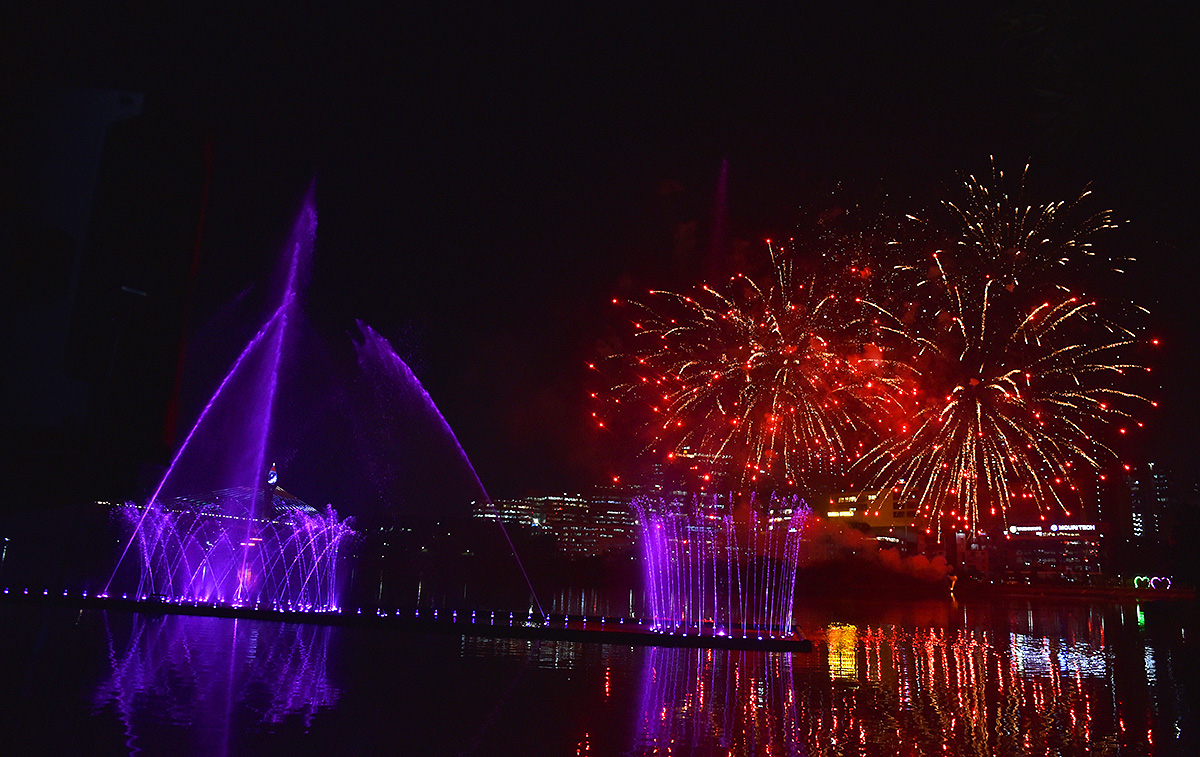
top-left (94, 613), bottom-right (338, 752)
top-left (460, 635), bottom-right (635, 673)
top-left (826, 622), bottom-right (858, 681)
top-left (627, 602), bottom-right (1188, 755)
top-left (53, 599), bottom-right (1189, 754)
top-left (634, 647), bottom-right (802, 756)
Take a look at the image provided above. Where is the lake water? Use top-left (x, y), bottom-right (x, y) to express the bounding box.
top-left (0, 597), bottom-right (1194, 755)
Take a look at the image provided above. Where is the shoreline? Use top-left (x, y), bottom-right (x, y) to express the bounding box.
top-left (0, 589), bottom-right (815, 653)
top-left (952, 579), bottom-right (1195, 603)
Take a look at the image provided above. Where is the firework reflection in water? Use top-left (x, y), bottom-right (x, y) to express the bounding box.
top-left (629, 601), bottom-right (1180, 756)
top-left (633, 647), bottom-right (801, 756)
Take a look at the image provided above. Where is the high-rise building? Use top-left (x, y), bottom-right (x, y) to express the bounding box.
top-left (1127, 462), bottom-right (1170, 542)
top-left (1119, 462), bottom-right (1176, 573)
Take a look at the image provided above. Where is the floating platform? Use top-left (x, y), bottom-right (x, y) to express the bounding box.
top-left (0, 588), bottom-right (813, 653)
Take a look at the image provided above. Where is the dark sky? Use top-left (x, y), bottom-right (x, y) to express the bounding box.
top-left (3, 3), bottom-right (1199, 503)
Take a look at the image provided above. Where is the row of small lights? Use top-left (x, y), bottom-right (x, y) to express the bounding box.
top-left (0, 587), bottom-right (335, 613)
top-left (0, 587), bottom-right (637, 626)
top-left (0, 588), bottom-right (811, 639)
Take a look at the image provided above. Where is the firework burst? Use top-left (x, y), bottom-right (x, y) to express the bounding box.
top-left (855, 167), bottom-right (1152, 530)
top-left (596, 243), bottom-right (908, 491)
top-left (944, 163), bottom-right (1126, 284)
top-left (597, 166), bottom-right (1151, 530)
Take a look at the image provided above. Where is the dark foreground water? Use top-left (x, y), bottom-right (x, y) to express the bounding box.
top-left (0, 597), bottom-right (1194, 755)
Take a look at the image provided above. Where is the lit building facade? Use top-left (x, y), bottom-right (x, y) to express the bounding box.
top-left (823, 489), bottom-right (923, 555)
top-left (1116, 461), bottom-right (1178, 574)
top-left (998, 524), bottom-right (1107, 580)
top-left (472, 490), bottom-right (639, 558)
top-left (1125, 462), bottom-right (1171, 544)
top-left (821, 488), bottom-right (1115, 579)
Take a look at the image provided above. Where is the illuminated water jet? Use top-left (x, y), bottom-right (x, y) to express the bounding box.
top-left (106, 187), bottom-right (352, 610)
top-left (353, 323), bottom-right (546, 618)
top-left (632, 494), bottom-right (810, 639)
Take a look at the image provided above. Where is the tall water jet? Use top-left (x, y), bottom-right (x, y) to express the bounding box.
top-left (353, 323), bottom-right (545, 617)
top-left (352, 321), bottom-right (493, 514)
top-left (631, 493), bottom-right (810, 638)
top-left (107, 187), bottom-right (353, 610)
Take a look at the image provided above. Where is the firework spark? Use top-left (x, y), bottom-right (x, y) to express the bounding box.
top-left (597, 243), bottom-right (908, 491)
top-left (944, 163), bottom-right (1125, 285)
top-left (856, 167), bottom-right (1151, 530)
top-left (598, 166), bottom-right (1150, 531)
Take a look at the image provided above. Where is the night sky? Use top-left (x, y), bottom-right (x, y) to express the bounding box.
top-left (3, 4), bottom-right (1199, 508)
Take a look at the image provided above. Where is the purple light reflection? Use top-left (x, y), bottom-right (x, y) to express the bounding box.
top-left (94, 613), bottom-right (339, 751)
top-left (633, 646), bottom-right (800, 755)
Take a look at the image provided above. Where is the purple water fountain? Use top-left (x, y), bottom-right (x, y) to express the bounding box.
top-left (631, 494), bottom-right (810, 639)
top-left (353, 322), bottom-right (546, 617)
top-left (106, 188), bottom-right (353, 610)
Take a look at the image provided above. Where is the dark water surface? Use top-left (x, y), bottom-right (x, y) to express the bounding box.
top-left (1, 597), bottom-right (1194, 755)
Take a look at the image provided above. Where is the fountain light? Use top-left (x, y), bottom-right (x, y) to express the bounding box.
top-left (632, 494), bottom-right (810, 640)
